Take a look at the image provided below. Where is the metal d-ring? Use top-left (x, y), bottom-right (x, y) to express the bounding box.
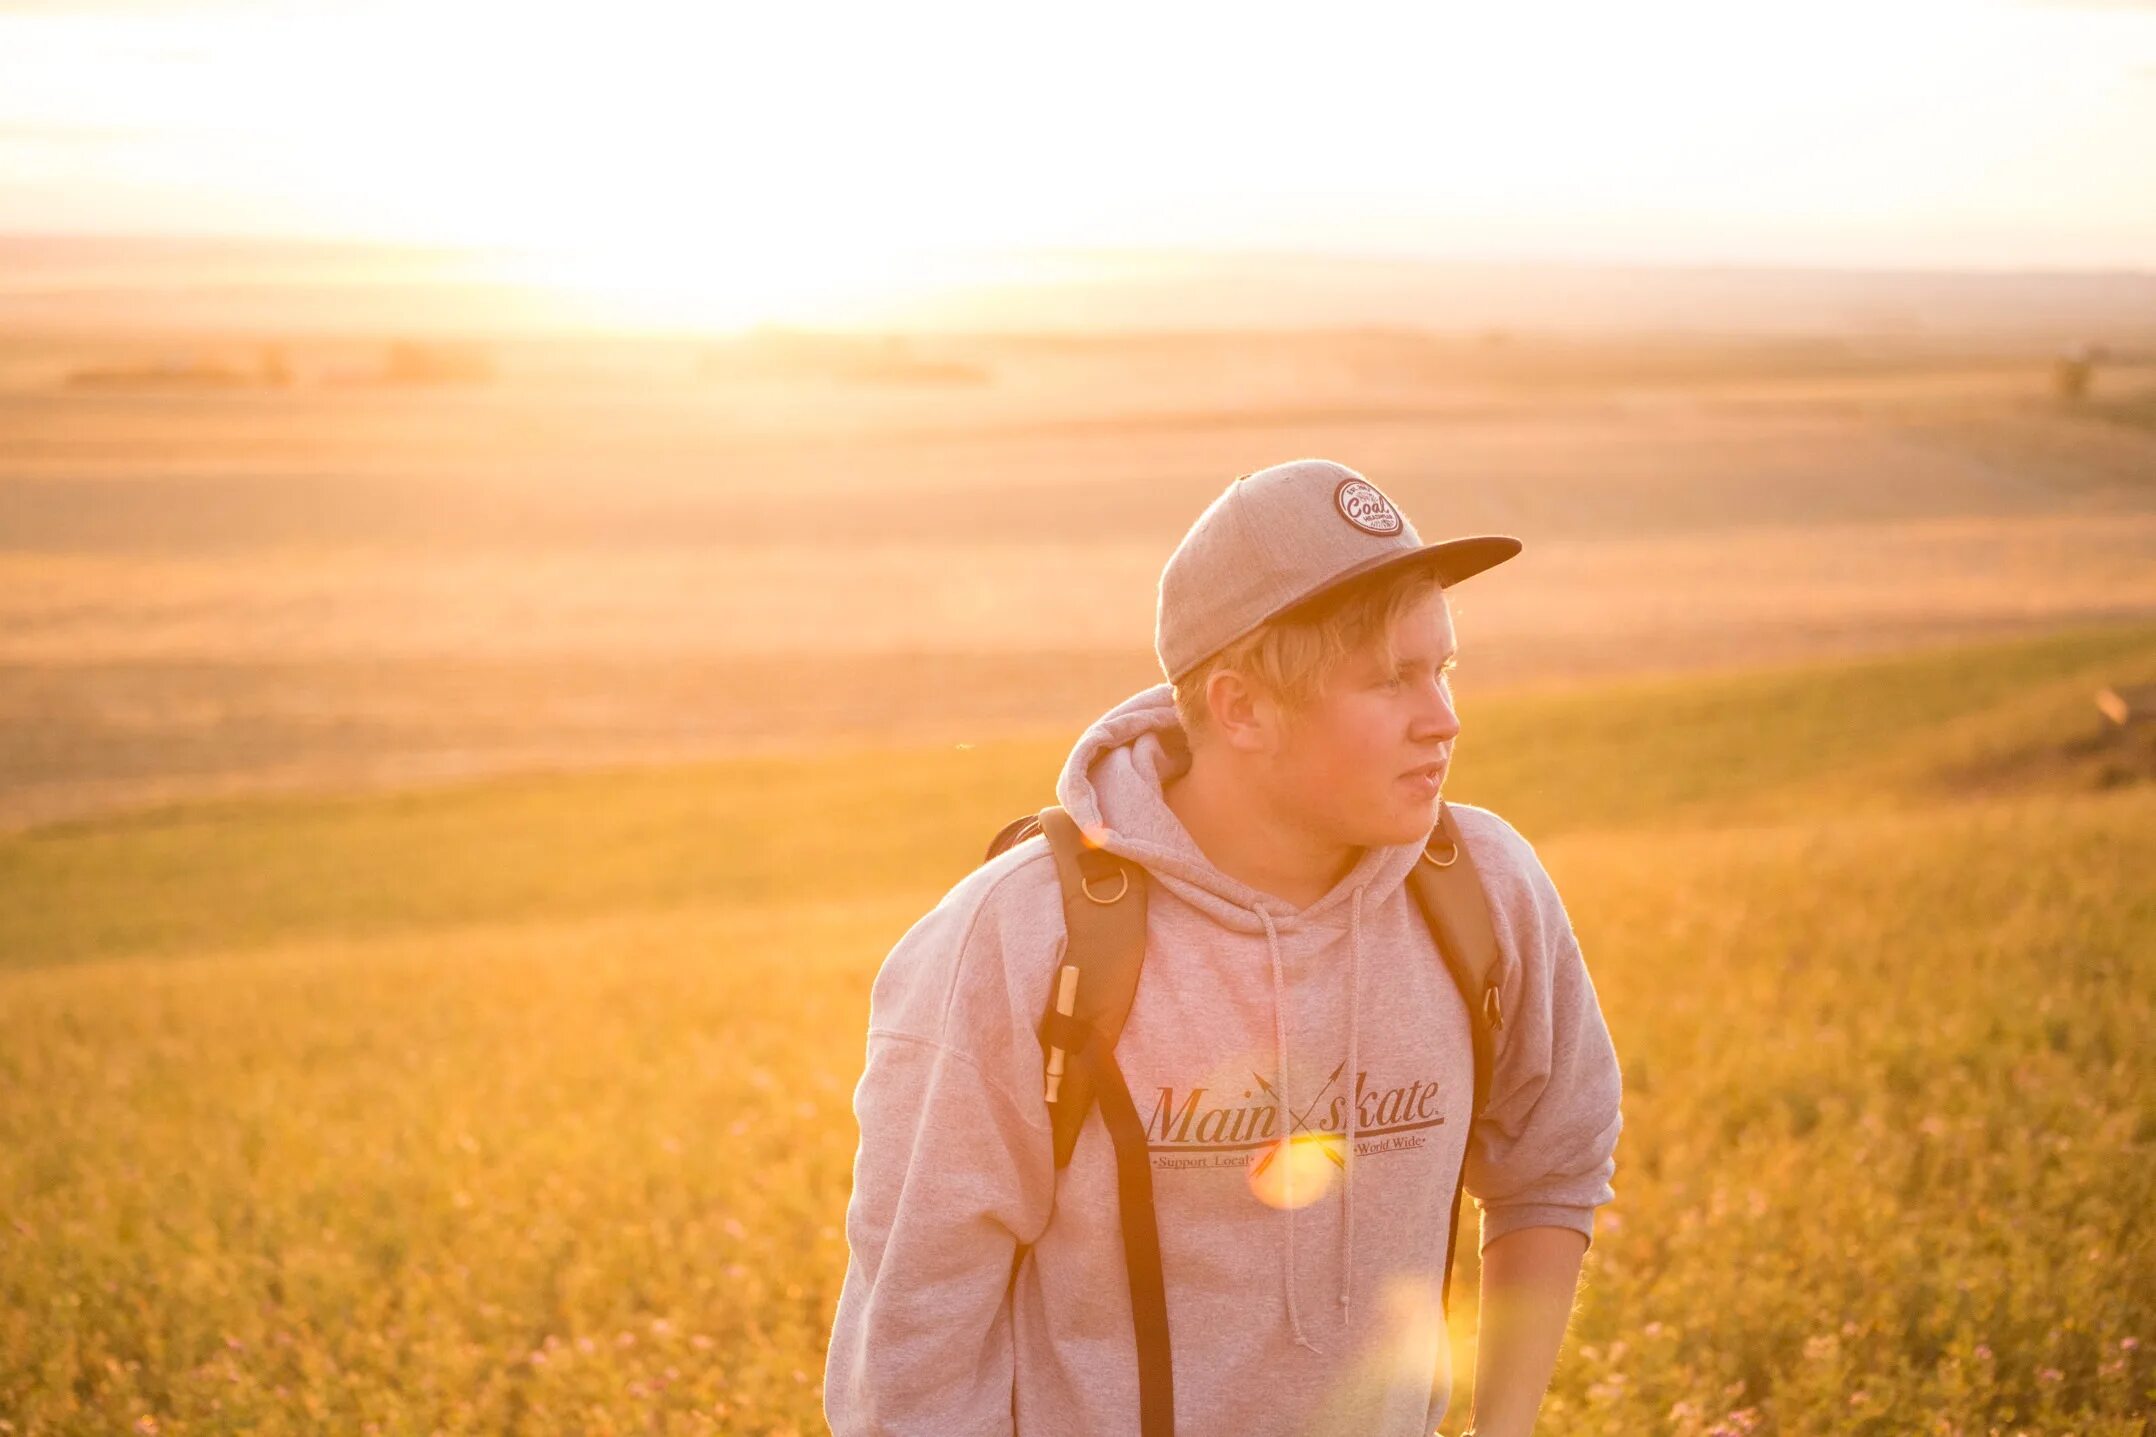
top-left (1421, 797), bottom-right (1459, 868)
top-left (1082, 867), bottom-right (1130, 904)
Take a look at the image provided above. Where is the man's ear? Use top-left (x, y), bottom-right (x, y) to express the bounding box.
top-left (1206, 669), bottom-right (1281, 755)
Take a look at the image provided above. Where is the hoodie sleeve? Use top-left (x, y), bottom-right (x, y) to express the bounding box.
top-left (824, 853), bottom-right (1062, 1437)
top-left (1459, 814), bottom-right (1624, 1254)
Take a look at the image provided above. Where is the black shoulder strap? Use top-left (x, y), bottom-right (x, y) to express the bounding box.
top-left (1021, 806), bottom-right (1173, 1434)
top-left (1032, 806), bottom-right (1150, 1167)
top-left (982, 803), bottom-right (1157, 1166)
top-left (1404, 798), bottom-right (1511, 1369)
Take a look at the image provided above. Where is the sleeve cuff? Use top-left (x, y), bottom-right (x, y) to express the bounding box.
top-left (1476, 1201), bottom-right (1596, 1254)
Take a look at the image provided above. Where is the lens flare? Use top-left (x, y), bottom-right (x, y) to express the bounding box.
top-left (1246, 1133), bottom-right (1341, 1210)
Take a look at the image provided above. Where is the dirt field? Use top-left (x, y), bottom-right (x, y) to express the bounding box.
top-left (4, 329), bottom-right (2153, 833)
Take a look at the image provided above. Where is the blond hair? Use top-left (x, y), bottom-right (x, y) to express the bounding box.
top-left (1172, 563), bottom-right (1445, 743)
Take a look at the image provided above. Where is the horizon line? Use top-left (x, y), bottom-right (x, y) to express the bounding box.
top-left (0, 230), bottom-right (2151, 282)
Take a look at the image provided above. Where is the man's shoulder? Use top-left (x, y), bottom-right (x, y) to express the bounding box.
top-left (1446, 800), bottom-right (1544, 882)
top-left (1445, 800), bottom-right (1574, 937)
top-left (940, 829), bottom-right (1065, 936)
top-left (871, 832), bottom-right (1067, 1020)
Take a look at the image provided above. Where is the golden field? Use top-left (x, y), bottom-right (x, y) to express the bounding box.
top-left (2, 619), bottom-right (2153, 1433)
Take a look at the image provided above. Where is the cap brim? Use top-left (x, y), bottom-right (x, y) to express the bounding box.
top-left (1269, 534), bottom-right (1523, 623)
top-left (1161, 533), bottom-right (1524, 684)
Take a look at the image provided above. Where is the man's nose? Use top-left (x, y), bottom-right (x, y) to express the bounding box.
top-left (1411, 676), bottom-right (1462, 745)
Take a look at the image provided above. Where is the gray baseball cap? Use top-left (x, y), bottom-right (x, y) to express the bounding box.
top-left (1155, 458), bottom-right (1522, 684)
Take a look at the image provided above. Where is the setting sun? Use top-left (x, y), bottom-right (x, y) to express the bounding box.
top-left (2, 0), bottom-right (2152, 331)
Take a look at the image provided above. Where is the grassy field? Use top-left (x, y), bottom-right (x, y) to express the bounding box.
top-left (2, 619), bottom-right (2152, 1434)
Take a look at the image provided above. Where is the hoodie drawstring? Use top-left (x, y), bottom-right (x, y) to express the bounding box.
top-left (1260, 883), bottom-right (1370, 1352)
top-left (1342, 884), bottom-right (1365, 1321)
top-left (1257, 905), bottom-right (1319, 1353)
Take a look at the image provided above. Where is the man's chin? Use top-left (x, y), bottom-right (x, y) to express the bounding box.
top-left (1356, 805), bottom-right (1441, 849)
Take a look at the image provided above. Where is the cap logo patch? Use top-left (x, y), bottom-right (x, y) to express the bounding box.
top-left (1334, 478), bottom-right (1403, 535)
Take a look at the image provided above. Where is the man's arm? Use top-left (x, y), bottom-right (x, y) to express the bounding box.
top-left (825, 1033), bottom-right (1051, 1435)
top-left (1465, 1225), bottom-right (1589, 1437)
top-left (1452, 810), bottom-right (1625, 1435)
top-left (823, 870), bottom-right (1061, 1436)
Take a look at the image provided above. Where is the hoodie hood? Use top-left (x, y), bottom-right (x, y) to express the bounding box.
top-left (1054, 680), bottom-right (1431, 1347)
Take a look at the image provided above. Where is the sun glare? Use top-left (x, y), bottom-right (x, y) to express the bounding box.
top-left (1, 0), bottom-right (2151, 321)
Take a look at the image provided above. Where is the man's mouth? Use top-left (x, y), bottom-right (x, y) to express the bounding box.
top-left (1401, 762), bottom-right (1444, 791)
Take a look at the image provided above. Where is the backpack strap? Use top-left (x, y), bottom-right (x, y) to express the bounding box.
top-left (981, 805), bottom-right (1152, 1168)
top-left (1403, 797), bottom-right (1509, 1331)
top-left (1032, 806), bottom-right (1150, 1167)
top-left (1059, 1013), bottom-right (1177, 1436)
top-left (1016, 805), bottom-right (1174, 1434)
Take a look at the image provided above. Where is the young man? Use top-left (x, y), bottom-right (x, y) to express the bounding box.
top-left (825, 458), bottom-right (1624, 1437)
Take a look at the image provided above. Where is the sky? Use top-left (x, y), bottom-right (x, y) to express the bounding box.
top-left (1, 0), bottom-right (2153, 326)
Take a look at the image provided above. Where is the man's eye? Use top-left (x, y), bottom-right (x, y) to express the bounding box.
top-left (1382, 663), bottom-right (1456, 689)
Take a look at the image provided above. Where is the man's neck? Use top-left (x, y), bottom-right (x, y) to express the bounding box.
top-left (1161, 753), bottom-right (1363, 912)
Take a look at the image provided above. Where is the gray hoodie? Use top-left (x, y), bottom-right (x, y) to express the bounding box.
top-left (825, 682), bottom-right (1623, 1436)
